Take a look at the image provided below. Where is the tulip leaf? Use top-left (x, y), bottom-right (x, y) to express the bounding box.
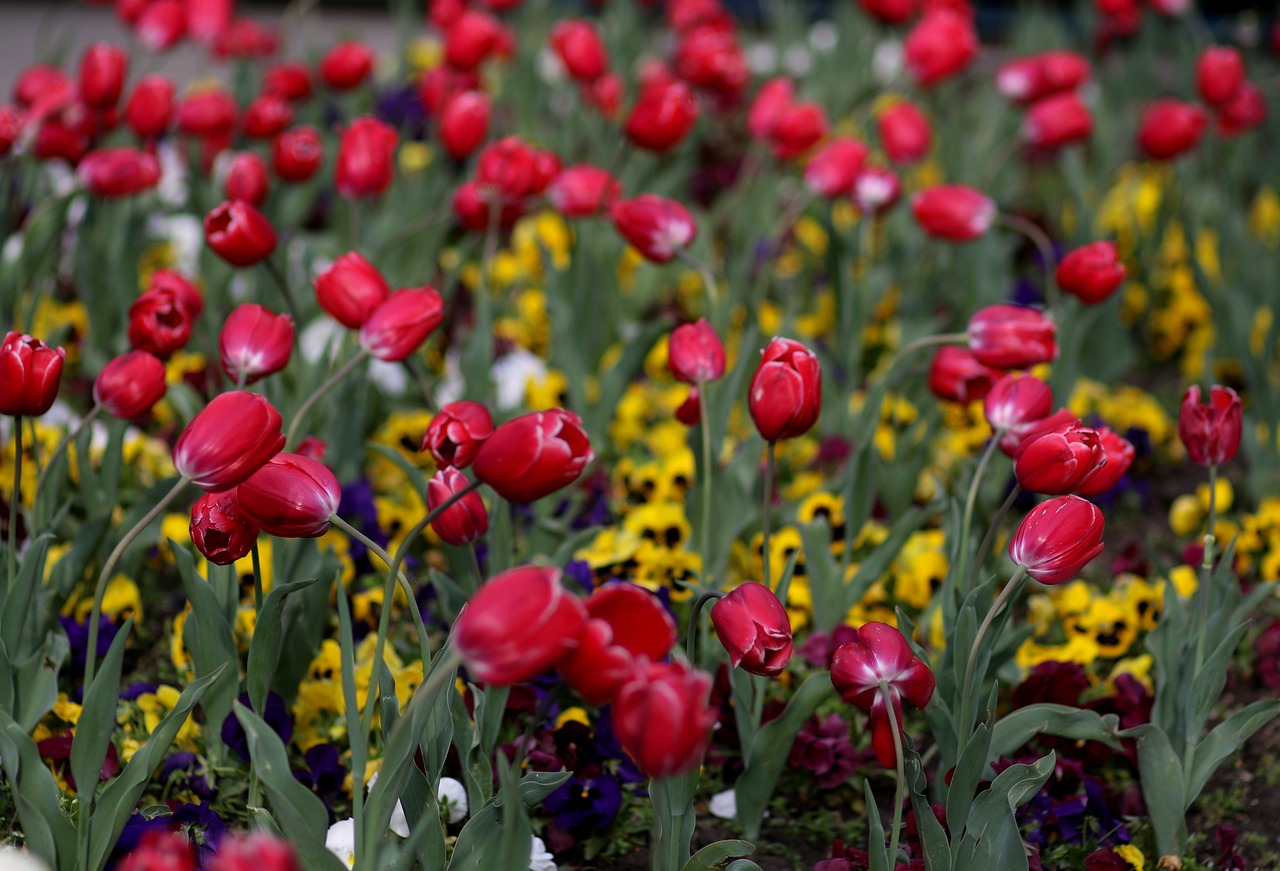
top-left (494, 755), bottom-right (533, 871)
top-left (988, 704), bottom-right (1123, 761)
top-left (863, 779), bottom-right (889, 871)
top-left (13, 631), bottom-right (69, 733)
top-left (446, 770), bottom-right (572, 871)
top-left (0, 708), bottom-right (75, 871)
top-left (173, 541), bottom-right (242, 756)
top-left (798, 521), bottom-right (841, 633)
top-left (681, 840), bottom-right (757, 871)
top-left (954, 752), bottom-right (1055, 871)
top-left (946, 716), bottom-right (991, 838)
top-left (1186, 699), bottom-right (1280, 806)
top-left (246, 577), bottom-right (319, 717)
top-left (723, 862), bottom-right (765, 871)
top-left (906, 749), bottom-right (952, 871)
top-left (1123, 724), bottom-right (1187, 859)
top-left (70, 617), bottom-right (132, 811)
top-left (1, 533), bottom-right (51, 656)
top-left (1185, 624), bottom-right (1247, 746)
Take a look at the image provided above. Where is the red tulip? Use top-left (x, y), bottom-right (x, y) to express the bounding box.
top-left (668, 318), bottom-right (726, 385)
top-left (242, 94), bottom-right (293, 140)
top-left (996, 51), bottom-right (1090, 103)
top-left (272, 125), bottom-right (323, 182)
top-left (967, 305), bottom-right (1057, 369)
top-left (79, 43), bottom-right (127, 108)
top-left (674, 24), bottom-right (748, 101)
top-left (224, 152), bottom-right (269, 206)
top-left (547, 164), bottom-right (620, 218)
top-left (1197, 46), bottom-right (1244, 106)
top-left (1178, 385), bottom-right (1242, 467)
top-left (804, 137), bottom-right (869, 198)
top-left (177, 88), bottom-right (237, 139)
top-left (335, 117), bottom-right (398, 198)
top-left (1136, 100), bottom-right (1205, 161)
top-left (1075, 427), bottom-right (1135, 497)
top-left (0, 332), bottom-right (65, 417)
top-left (358, 288), bottom-right (445, 362)
top-left (983, 373), bottom-right (1053, 434)
top-left (831, 621), bottom-right (935, 768)
top-left (262, 63), bottom-right (312, 102)
top-left (422, 400), bottom-right (494, 469)
top-left (473, 409), bottom-right (593, 503)
top-left (1014, 421), bottom-right (1106, 495)
top-left (237, 452), bottom-right (340, 538)
top-left (128, 286), bottom-right (193, 358)
top-left (14, 64), bottom-right (74, 114)
top-left (314, 252), bottom-right (391, 329)
top-left (614, 659), bottom-right (716, 777)
top-left (78, 147), bottom-right (162, 198)
top-left (445, 10), bottom-right (505, 71)
top-left (418, 65), bottom-right (480, 116)
top-left (1055, 241), bottom-right (1125, 304)
top-left (124, 75), bottom-right (174, 138)
top-left (583, 72), bottom-right (623, 117)
top-left (219, 303), bottom-right (293, 385)
top-left (927, 345), bottom-right (1001, 404)
top-left (204, 200), bottom-right (277, 267)
top-left (859, 0), bottom-right (918, 24)
top-left (711, 582), bottom-right (793, 677)
top-left (118, 833), bottom-right (196, 871)
top-left (747, 77), bottom-right (793, 141)
top-left (215, 18), bottom-right (279, 59)
top-left (550, 19), bottom-right (609, 83)
top-left (475, 135), bottom-right (555, 204)
top-left (189, 489), bottom-right (259, 566)
top-left (429, 0), bottom-right (467, 31)
top-left (207, 834), bottom-right (299, 871)
top-left (559, 583), bottom-right (678, 705)
top-left (748, 337), bottom-right (822, 442)
top-left (453, 565), bottom-right (587, 684)
top-left (769, 102), bottom-right (827, 161)
top-left (33, 119), bottom-right (90, 165)
top-left (624, 78), bottom-right (698, 153)
top-left (609, 195), bottom-right (697, 264)
top-left (877, 101), bottom-right (931, 165)
top-left (93, 350), bottom-right (167, 419)
top-left (439, 91), bottom-right (491, 159)
top-left (136, 0), bottom-right (186, 50)
top-left (427, 468), bottom-right (488, 546)
top-left (1023, 91), bottom-right (1093, 150)
top-left (1009, 495), bottom-right (1105, 585)
top-left (151, 269), bottom-right (204, 319)
top-left (320, 41), bottom-right (375, 91)
top-left (911, 185), bottom-right (995, 242)
top-left (852, 165), bottom-right (902, 216)
top-left (173, 391), bottom-right (285, 492)
top-left (1216, 82), bottom-right (1267, 137)
top-left (675, 387), bottom-right (702, 426)
top-left (0, 107), bottom-right (22, 157)
top-left (186, 0), bottom-right (233, 44)
top-left (904, 10), bottom-right (977, 87)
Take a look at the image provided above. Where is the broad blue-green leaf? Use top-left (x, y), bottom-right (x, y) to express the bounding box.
top-left (1186, 699), bottom-right (1280, 805)
top-left (173, 542), bottom-right (240, 750)
top-left (1124, 724), bottom-right (1187, 859)
top-left (2, 534), bottom-right (51, 655)
top-left (447, 771), bottom-right (573, 871)
top-left (864, 779), bottom-right (889, 871)
top-left (946, 718), bottom-right (991, 835)
top-left (682, 840), bottom-right (757, 871)
top-left (954, 752), bottom-right (1055, 871)
top-left (906, 750), bottom-right (951, 871)
top-left (0, 708), bottom-right (74, 870)
top-left (988, 704), bottom-right (1122, 760)
top-left (71, 618), bottom-right (132, 810)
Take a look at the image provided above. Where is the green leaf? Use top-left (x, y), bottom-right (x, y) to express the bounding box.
top-left (864, 779), bottom-right (889, 871)
top-left (246, 578), bottom-right (319, 717)
top-left (1123, 724), bottom-right (1187, 859)
top-left (798, 522), bottom-right (841, 633)
top-left (905, 750), bottom-right (952, 871)
top-left (682, 840), bottom-right (757, 871)
top-left (0, 708), bottom-right (75, 870)
top-left (1, 534), bottom-right (51, 656)
top-left (946, 719), bottom-right (991, 835)
top-left (988, 704), bottom-right (1122, 760)
top-left (71, 618), bottom-right (132, 808)
top-left (494, 755), bottom-right (533, 871)
top-left (446, 771), bottom-right (573, 871)
top-left (367, 442), bottom-right (433, 497)
top-left (1186, 699), bottom-right (1280, 805)
top-left (955, 752), bottom-right (1055, 871)
top-left (173, 542), bottom-right (241, 754)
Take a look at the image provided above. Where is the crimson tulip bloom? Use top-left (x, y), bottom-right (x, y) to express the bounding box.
top-left (1137, 100), bottom-right (1206, 161)
top-left (1216, 83), bottom-right (1267, 137)
top-left (78, 148), bottom-right (162, 198)
top-left (128, 286), bottom-right (193, 358)
top-left (335, 117), bottom-right (398, 198)
top-left (125, 75), bottom-right (174, 138)
top-left (582, 72), bottom-right (623, 117)
top-left (242, 94), bottom-right (293, 140)
top-left (967, 305), bottom-right (1057, 369)
top-left (673, 26), bottom-right (747, 102)
top-left (272, 126), bottom-right (323, 182)
top-left (624, 78), bottom-right (698, 153)
top-left (711, 582), bottom-right (793, 677)
top-left (0, 108), bottom-right (22, 157)
top-left (319, 41), bottom-right (375, 91)
top-left (550, 19), bottom-right (609, 83)
top-left (204, 200), bottom-right (277, 267)
top-left (262, 63), bottom-right (312, 102)
top-left (1055, 241), bottom-right (1125, 304)
top-left (927, 345), bottom-right (1001, 405)
top-left (439, 91), bottom-right (490, 159)
top-left (804, 137), bottom-right (870, 199)
top-left (224, 152), bottom-right (269, 205)
top-left (1009, 495), bottom-right (1105, 585)
top-left (877, 101), bottom-right (931, 165)
top-left (314, 252), bottom-right (391, 329)
top-left (173, 391), bottom-right (285, 492)
top-left (911, 185), bottom-right (996, 242)
top-left (1075, 428), bottom-right (1135, 497)
top-left (444, 10), bottom-right (505, 71)
top-left (769, 102), bottom-right (828, 161)
top-left (614, 659), bottom-right (717, 778)
top-left (1014, 421), bottom-right (1106, 495)
top-left (475, 135), bottom-right (555, 205)
top-left (904, 10), bottom-right (977, 87)
top-left (747, 78), bottom-right (793, 141)
top-left (189, 490), bottom-right (259, 566)
top-left (219, 303), bottom-right (293, 385)
top-left (187, 0), bottom-right (233, 44)
top-left (668, 318), bottom-right (726, 385)
top-left (422, 400), bottom-right (494, 469)
top-left (0, 332), bottom-right (65, 417)
top-left (453, 565), bottom-right (588, 685)
top-left (117, 833), bottom-right (195, 871)
top-left (1023, 91), bottom-right (1093, 150)
top-left (14, 65), bottom-right (73, 113)
top-left (473, 409), bottom-right (593, 504)
top-left (853, 166), bottom-right (902, 216)
top-left (983, 373), bottom-right (1053, 434)
top-left (151, 269), bottom-right (204, 319)
top-left (610, 195), bottom-right (697, 264)
top-left (831, 622), bottom-right (936, 768)
top-left (79, 43), bottom-right (127, 108)
top-left (236, 452), bottom-right (341, 538)
top-left (177, 88), bottom-right (238, 139)
top-left (427, 468), bottom-right (487, 546)
top-left (859, 0), bottom-right (917, 24)
top-left (1179, 385), bottom-right (1242, 467)
top-left (547, 165), bottom-right (621, 218)
top-left (136, 0), bottom-right (186, 50)
top-left (358, 287), bottom-right (445, 362)
top-left (93, 350), bottom-right (167, 419)
top-left (418, 65), bottom-right (479, 115)
top-left (995, 51), bottom-right (1090, 103)
top-left (1197, 46), bottom-right (1244, 106)
top-left (206, 834), bottom-right (299, 871)
top-left (749, 337), bottom-right (822, 442)
top-left (558, 582), bottom-right (678, 704)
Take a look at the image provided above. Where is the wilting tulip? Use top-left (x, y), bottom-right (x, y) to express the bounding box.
top-left (831, 622), bottom-right (935, 768)
top-left (614, 659), bottom-right (716, 777)
top-left (241, 94), bottom-right (293, 140)
top-left (1196, 46), bottom-right (1244, 106)
top-left (427, 468), bottom-right (487, 546)
top-left (547, 165), bottom-right (620, 218)
top-left (204, 200), bottom-right (277, 267)
top-left (927, 345), bottom-right (1001, 404)
top-left (358, 287), bottom-right (445, 361)
top-left (668, 318), bottom-right (726, 385)
top-left (79, 43), bottom-right (127, 108)
top-left (189, 490), bottom-right (259, 566)
top-left (422, 401), bottom-right (494, 469)
top-left (173, 391), bottom-right (285, 491)
top-left (853, 166), bottom-right (902, 216)
top-left (224, 152), bottom-right (269, 205)
top-left (128, 286), bottom-right (193, 358)
top-left (314, 252), bottom-right (391, 329)
top-left (747, 77), bottom-right (793, 141)
top-left (93, 350), bottom-right (167, 419)
top-left (769, 102), bottom-right (828, 161)
top-left (438, 90), bottom-right (490, 159)
top-left (1055, 241), bottom-right (1125, 304)
top-left (1075, 428), bottom-right (1135, 497)
top-left (904, 10), bottom-right (977, 87)
top-left (1009, 495), bottom-right (1105, 584)
top-left (207, 833), bottom-right (299, 871)
top-left (804, 137), bottom-right (869, 198)
top-left (1014, 421), bottom-right (1106, 495)
top-left (335, 116), bottom-right (398, 198)
top-left (452, 565), bottom-right (587, 684)
top-left (319, 41), bottom-right (375, 91)
top-left (1178, 385), bottom-right (1242, 467)
top-left (559, 583), bottom-right (679, 704)
top-left (237, 453), bottom-right (341, 538)
top-left (711, 582), bottom-right (793, 677)
top-left (877, 101), bottom-right (931, 165)
top-left (125, 75), bottom-right (174, 138)
top-left (78, 148), bottom-right (162, 198)
top-left (219, 303), bottom-right (293, 385)
top-left (262, 63), bottom-right (312, 102)
top-left (748, 337), bottom-right (822, 442)
top-left (0, 333), bottom-right (65, 417)
top-left (550, 19), bottom-right (609, 83)
top-left (610, 195), bottom-right (697, 264)
top-left (1023, 91), bottom-right (1093, 150)
top-left (967, 305), bottom-right (1057, 369)
top-left (911, 184), bottom-right (995, 242)
top-left (1136, 100), bottom-right (1205, 161)
top-left (473, 409), bottom-right (593, 503)
top-left (272, 125), bottom-right (323, 182)
top-left (624, 78), bottom-right (698, 153)
top-left (177, 88), bottom-right (237, 139)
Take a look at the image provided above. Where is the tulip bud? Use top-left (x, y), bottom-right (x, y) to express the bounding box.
top-left (78, 147), bottom-right (162, 198)
top-left (204, 200), bottom-right (277, 267)
top-left (1178, 385), bottom-right (1242, 467)
top-left (335, 116), bottom-right (398, 198)
top-left (219, 303), bottom-right (294, 385)
top-left (996, 51), bottom-right (1090, 103)
top-left (427, 468), bottom-right (487, 546)
top-left (1136, 100), bottom-right (1206, 161)
top-left (125, 74), bottom-right (175, 138)
top-left (1014, 421), bottom-right (1106, 495)
top-left (967, 304), bottom-right (1057, 369)
top-left (207, 833), bottom-right (299, 871)
top-left (1196, 46), bottom-right (1244, 106)
top-left (189, 489), bottom-right (259, 566)
top-left (853, 165), bottom-right (902, 216)
top-left (79, 43), bottom-right (128, 108)
top-left (236, 452), bottom-right (340, 538)
top-left (547, 164), bottom-right (620, 218)
top-left (1009, 495), bottom-right (1105, 584)
top-left (272, 126), bottom-right (324, 182)
top-left (224, 152), bottom-right (269, 205)
top-left (748, 337), bottom-right (822, 442)
top-left (1075, 427), bottom-right (1135, 497)
top-left (173, 391), bottom-right (286, 492)
top-left (314, 252), bottom-right (391, 330)
top-left (877, 101), bottom-right (931, 165)
top-left (911, 184), bottom-right (995, 242)
top-left (747, 78), bottom-right (793, 141)
top-left (550, 19), bottom-right (609, 83)
top-left (583, 72), bottom-right (623, 117)
top-left (668, 318), bottom-right (726, 385)
top-left (803, 137), bottom-right (870, 199)
top-left (422, 400), bottom-right (494, 469)
top-left (358, 287), bottom-right (444, 362)
top-left (609, 194), bottom-right (697, 264)
top-left (242, 94), bottom-right (293, 140)
top-left (1055, 241), bottom-right (1125, 304)
top-left (904, 10), bottom-right (977, 87)
top-left (615, 659), bottom-right (717, 779)
top-left (453, 565), bottom-right (588, 684)
top-left (439, 90), bottom-right (490, 159)
top-left (927, 345), bottom-right (1001, 404)
top-left (473, 409), bottom-right (593, 503)
top-left (624, 78), bottom-right (698, 153)
top-left (1023, 91), bottom-right (1093, 150)
top-left (0, 332), bottom-right (66, 417)
top-left (769, 102), bottom-right (828, 161)
top-left (93, 350), bottom-right (167, 419)
top-left (128, 286), bottom-right (193, 358)
top-left (711, 582), bottom-right (793, 677)
top-left (559, 583), bottom-right (678, 705)
top-left (320, 41), bottom-right (375, 91)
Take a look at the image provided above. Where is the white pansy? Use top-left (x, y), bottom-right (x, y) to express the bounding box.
top-left (146, 213), bottom-right (204, 274)
top-left (709, 789), bottom-right (737, 820)
top-left (536, 46), bottom-right (567, 84)
top-left (366, 771), bottom-right (410, 837)
top-left (808, 22), bottom-right (838, 54)
top-left (438, 776), bottom-right (468, 823)
top-left (155, 141), bottom-right (189, 206)
top-left (299, 319), bottom-right (346, 364)
top-left (0, 846), bottom-right (52, 871)
top-left (782, 45), bottom-right (812, 77)
top-left (746, 42), bottom-right (778, 75)
top-left (529, 836), bottom-right (557, 871)
top-left (872, 39), bottom-right (904, 85)
top-left (490, 348), bottom-right (547, 410)
top-left (325, 818), bottom-right (357, 868)
top-left (368, 358), bottom-right (408, 397)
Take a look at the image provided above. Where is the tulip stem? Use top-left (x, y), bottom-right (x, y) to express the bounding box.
top-left (761, 441), bottom-right (777, 592)
top-left (84, 476), bottom-right (191, 691)
top-left (956, 430), bottom-right (1006, 597)
top-left (957, 566), bottom-right (1028, 747)
top-left (996, 212), bottom-right (1057, 307)
top-left (7, 416), bottom-right (22, 589)
top-left (286, 348), bottom-right (369, 449)
top-left (974, 484), bottom-right (1021, 575)
top-left (35, 405), bottom-right (102, 520)
top-left (879, 681), bottom-right (907, 867)
top-left (262, 257), bottom-right (301, 323)
top-left (466, 542), bottom-right (485, 595)
top-left (1194, 464), bottom-right (1219, 673)
top-left (677, 249), bottom-right (720, 310)
top-left (684, 590), bottom-right (727, 662)
top-left (250, 542), bottom-right (265, 614)
top-left (697, 378), bottom-right (715, 589)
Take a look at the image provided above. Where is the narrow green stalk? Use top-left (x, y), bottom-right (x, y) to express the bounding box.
top-left (974, 484), bottom-right (1021, 574)
top-left (697, 378), bottom-right (715, 588)
top-left (956, 430), bottom-right (1006, 596)
top-left (7, 415), bottom-right (22, 588)
top-left (466, 542), bottom-right (485, 595)
top-left (250, 542), bottom-right (265, 614)
top-left (684, 590), bottom-right (727, 661)
top-left (334, 577), bottom-right (365, 866)
top-left (676, 249), bottom-right (721, 322)
top-left (957, 566), bottom-right (1028, 747)
top-left (761, 441), bottom-right (777, 590)
top-left (262, 257), bottom-right (301, 323)
top-left (34, 405), bottom-right (102, 516)
top-left (1194, 464), bottom-right (1219, 672)
top-left (996, 212), bottom-right (1057, 307)
top-left (286, 348), bottom-right (370, 449)
top-left (880, 682), bottom-right (907, 866)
